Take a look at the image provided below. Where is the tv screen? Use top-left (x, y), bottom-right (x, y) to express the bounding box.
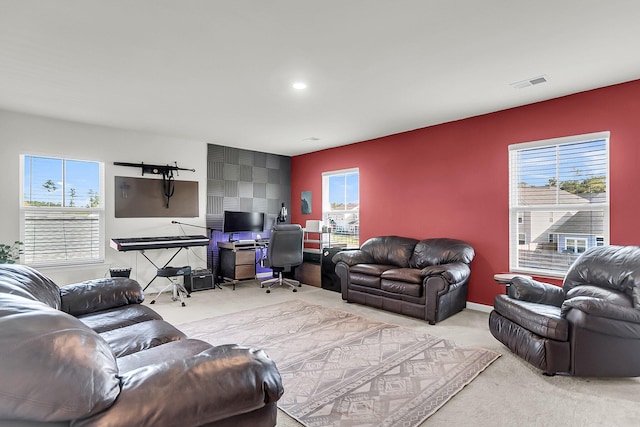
top-left (223, 211), bottom-right (265, 233)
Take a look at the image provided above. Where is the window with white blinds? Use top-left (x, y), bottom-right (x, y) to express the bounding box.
top-left (21, 155), bottom-right (104, 266)
top-left (322, 168), bottom-right (360, 247)
top-left (509, 132), bottom-right (609, 276)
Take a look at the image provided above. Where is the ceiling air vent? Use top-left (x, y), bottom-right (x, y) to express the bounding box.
top-left (510, 75), bottom-right (548, 89)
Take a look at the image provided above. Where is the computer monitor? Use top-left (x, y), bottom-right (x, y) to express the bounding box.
top-left (222, 210), bottom-right (265, 234)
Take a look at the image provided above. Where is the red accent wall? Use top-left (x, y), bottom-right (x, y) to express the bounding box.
top-left (291, 79), bottom-right (640, 306)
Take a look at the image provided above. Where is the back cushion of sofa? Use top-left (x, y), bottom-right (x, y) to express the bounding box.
top-left (566, 285), bottom-right (633, 308)
top-left (361, 236), bottom-right (418, 267)
top-left (563, 245), bottom-right (640, 307)
top-left (0, 264), bottom-right (61, 309)
top-left (410, 238), bottom-right (475, 269)
top-left (0, 293), bottom-right (120, 422)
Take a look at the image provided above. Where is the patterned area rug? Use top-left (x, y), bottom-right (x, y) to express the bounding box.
top-left (178, 300), bottom-right (500, 427)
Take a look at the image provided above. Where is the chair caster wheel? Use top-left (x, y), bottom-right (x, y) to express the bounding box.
top-left (293, 289), bottom-right (297, 292)
top-left (150, 300), bottom-right (155, 304)
top-left (298, 283), bottom-right (302, 287)
top-left (187, 294), bottom-right (191, 298)
top-left (181, 302), bottom-right (186, 307)
top-left (266, 289), bottom-right (271, 293)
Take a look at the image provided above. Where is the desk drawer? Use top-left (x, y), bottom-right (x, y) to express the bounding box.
top-left (236, 250), bottom-right (256, 265)
top-left (235, 265), bottom-right (255, 280)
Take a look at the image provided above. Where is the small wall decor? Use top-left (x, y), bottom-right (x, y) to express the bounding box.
top-left (301, 191), bottom-right (312, 214)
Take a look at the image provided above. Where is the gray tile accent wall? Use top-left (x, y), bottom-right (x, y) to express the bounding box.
top-left (206, 144), bottom-right (291, 272)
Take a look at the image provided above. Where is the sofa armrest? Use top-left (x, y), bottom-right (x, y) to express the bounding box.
top-left (561, 296), bottom-right (640, 324)
top-left (72, 345), bottom-right (284, 427)
top-left (332, 250), bottom-right (374, 266)
top-left (420, 262), bottom-right (470, 284)
top-left (506, 276), bottom-right (565, 307)
top-left (60, 278), bottom-right (144, 316)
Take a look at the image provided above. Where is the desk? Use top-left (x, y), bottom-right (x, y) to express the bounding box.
top-left (217, 241), bottom-right (268, 289)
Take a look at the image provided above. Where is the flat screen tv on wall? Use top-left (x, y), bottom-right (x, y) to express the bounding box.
top-left (223, 210), bottom-right (265, 233)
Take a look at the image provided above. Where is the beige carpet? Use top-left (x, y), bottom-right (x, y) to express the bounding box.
top-left (179, 299), bottom-right (499, 427)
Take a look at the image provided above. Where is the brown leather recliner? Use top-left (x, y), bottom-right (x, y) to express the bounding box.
top-left (489, 245), bottom-right (640, 377)
top-left (0, 264), bottom-right (284, 426)
top-left (333, 236), bottom-right (475, 324)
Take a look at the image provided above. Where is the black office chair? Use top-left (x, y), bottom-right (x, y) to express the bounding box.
top-left (261, 224), bottom-right (304, 293)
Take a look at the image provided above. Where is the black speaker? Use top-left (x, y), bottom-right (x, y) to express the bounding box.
top-left (109, 267), bottom-right (131, 278)
top-left (185, 269), bottom-right (214, 292)
top-left (321, 247), bottom-right (343, 292)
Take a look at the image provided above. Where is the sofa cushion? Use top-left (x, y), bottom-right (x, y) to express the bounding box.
top-left (494, 294), bottom-right (568, 341)
top-left (563, 245), bottom-right (640, 308)
top-left (0, 264), bottom-right (61, 309)
top-left (350, 272), bottom-right (382, 289)
top-left (350, 263), bottom-right (395, 276)
top-left (360, 236), bottom-right (418, 267)
top-left (60, 277), bottom-right (144, 316)
top-left (565, 285), bottom-right (633, 308)
top-left (380, 268), bottom-right (422, 284)
top-left (0, 293), bottom-right (119, 422)
top-left (381, 279), bottom-right (422, 297)
top-left (409, 238), bottom-right (475, 268)
top-left (117, 339), bottom-right (213, 373)
top-left (77, 304), bottom-right (164, 333)
top-left (100, 319), bottom-right (186, 358)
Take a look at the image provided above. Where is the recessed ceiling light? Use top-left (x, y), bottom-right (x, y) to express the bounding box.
top-left (292, 82), bottom-right (307, 90)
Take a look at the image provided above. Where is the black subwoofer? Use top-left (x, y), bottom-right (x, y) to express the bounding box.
top-left (321, 247), bottom-right (344, 292)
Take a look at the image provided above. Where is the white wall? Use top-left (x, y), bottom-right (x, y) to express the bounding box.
top-left (0, 109), bottom-right (209, 289)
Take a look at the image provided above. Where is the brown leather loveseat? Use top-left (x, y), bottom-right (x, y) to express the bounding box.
top-left (333, 236), bottom-right (475, 324)
top-left (0, 264), bottom-right (283, 426)
top-left (489, 245), bottom-right (640, 377)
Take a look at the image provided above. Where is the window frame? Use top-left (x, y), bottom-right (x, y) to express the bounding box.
top-left (322, 168), bottom-right (360, 247)
top-left (566, 237), bottom-right (588, 254)
top-left (508, 131), bottom-right (610, 277)
top-left (19, 154), bottom-right (105, 267)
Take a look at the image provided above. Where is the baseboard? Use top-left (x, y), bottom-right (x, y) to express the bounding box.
top-left (466, 301), bottom-right (493, 313)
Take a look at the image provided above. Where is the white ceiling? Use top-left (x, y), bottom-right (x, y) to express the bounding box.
top-left (2, 0), bottom-right (640, 156)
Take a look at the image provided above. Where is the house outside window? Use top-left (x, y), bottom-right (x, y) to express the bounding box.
top-left (322, 168), bottom-right (359, 247)
top-left (20, 155), bottom-right (104, 266)
top-left (509, 132), bottom-right (609, 276)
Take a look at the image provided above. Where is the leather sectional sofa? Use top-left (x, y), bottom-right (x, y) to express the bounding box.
top-left (333, 236), bottom-right (475, 324)
top-left (0, 264), bottom-right (283, 426)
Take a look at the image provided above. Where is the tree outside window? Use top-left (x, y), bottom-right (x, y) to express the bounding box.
top-left (21, 155), bottom-right (104, 266)
top-left (509, 132), bottom-right (609, 276)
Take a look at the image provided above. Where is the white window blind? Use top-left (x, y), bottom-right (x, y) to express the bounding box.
top-left (21, 155), bottom-right (104, 266)
top-left (509, 132), bottom-right (609, 276)
top-left (322, 168), bottom-right (360, 247)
